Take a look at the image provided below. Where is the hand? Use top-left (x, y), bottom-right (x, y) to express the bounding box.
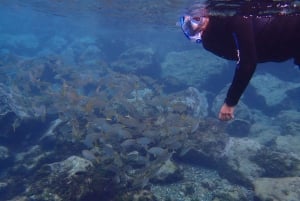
top-left (218, 103), bottom-right (235, 121)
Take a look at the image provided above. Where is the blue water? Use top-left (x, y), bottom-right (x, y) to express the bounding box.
top-left (1, 1), bottom-right (300, 201)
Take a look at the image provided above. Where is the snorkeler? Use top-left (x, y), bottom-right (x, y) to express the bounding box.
top-left (180, 3), bottom-right (300, 121)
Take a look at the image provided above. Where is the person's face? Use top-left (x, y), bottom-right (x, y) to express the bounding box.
top-left (190, 16), bottom-right (209, 32)
top-left (180, 15), bottom-right (209, 43)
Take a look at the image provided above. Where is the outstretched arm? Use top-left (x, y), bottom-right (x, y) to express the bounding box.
top-left (219, 16), bottom-right (257, 121)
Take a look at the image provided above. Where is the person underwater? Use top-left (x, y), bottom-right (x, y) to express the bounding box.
top-left (180, 3), bottom-right (300, 121)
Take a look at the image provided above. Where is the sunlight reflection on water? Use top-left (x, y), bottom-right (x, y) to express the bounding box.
top-left (1, 1), bottom-right (296, 27)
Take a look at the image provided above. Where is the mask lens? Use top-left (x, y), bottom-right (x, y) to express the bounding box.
top-left (180, 16), bottom-right (192, 38)
top-left (180, 15), bottom-right (202, 43)
top-left (191, 16), bottom-right (203, 25)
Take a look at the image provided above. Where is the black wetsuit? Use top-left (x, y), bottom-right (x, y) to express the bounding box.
top-left (201, 15), bottom-right (300, 106)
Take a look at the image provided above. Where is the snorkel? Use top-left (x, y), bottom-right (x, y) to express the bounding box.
top-left (180, 15), bottom-right (204, 43)
top-left (180, 4), bottom-right (208, 44)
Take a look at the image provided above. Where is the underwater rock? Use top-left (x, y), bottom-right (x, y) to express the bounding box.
top-left (170, 87), bottom-right (209, 118)
top-left (212, 84), bottom-right (252, 121)
top-left (254, 177), bottom-right (300, 201)
top-left (78, 45), bottom-right (103, 65)
top-left (125, 150), bottom-right (149, 167)
top-left (0, 84), bottom-right (29, 120)
top-left (39, 118), bottom-right (65, 149)
top-left (119, 189), bottom-right (158, 201)
top-left (249, 122), bottom-right (280, 145)
top-left (217, 137), bottom-right (300, 187)
top-left (0, 146), bottom-right (9, 161)
top-left (111, 46), bottom-right (158, 75)
top-left (61, 36), bottom-right (104, 65)
top-left (13, 145), bottom-right (52, 174)
top-left (0, 34), bottom-right (39, 55)
top-left (0, 49), bottom-right (20, 68)
top-left (47, 35), bottom-right (68, 52)
top-left (219, 137), bottom-right (264, 187)
top-left (6, 196), bottom-right (28, 201)
top-left (0, 182), bottom-right (8, 194)
top-left (226, 119), bottom-right (251, 137)
top-left (275, 135), bottom-right (300, 156)
top-left (0, 83), bottom-right (52, 145)
top-left (178, 122), bottom-right (229, 167)
top-left (128, 87), bottom-right (153, 103)
top-left (275, 110), bottom-right (300, 136)
top-left (253, 148), bottom-right (300, 177)
top-left (150, 159), bottom-right (183, 184)
top-left (24, 156), bottom-right (117, 201)
top-left (46, 155), bottom-right (93, 178)
top-left (161, 49), bottom-right (228, 87)
top-left (0, 146), bottom-right (12, 169)
top-left (212, 187), bottom-right (250, 201)
top-left (251, 73), bottom-right (300, 107)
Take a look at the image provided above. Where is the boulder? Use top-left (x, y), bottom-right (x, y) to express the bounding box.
top-left (249, 122), bottom-right (280, 145)
top-left (226, 119), bottom-right (251, 137)
top-left (61, 36), bottom-right (105, 66)
top-left (211, 84), bottom-right (252, 121)
top-left (254, 177), bottom-right (300, 201)
top-left (161, 49), bottom-right (228, 87)
top-left (46, 156), bottom-right (93, 178)
top-left (275, 110), bottom-right (300, 136)
top-left (111, 46), bottom-right (157, 75)
top-left (253, 148), bottom-right (300, 177)
top-left (177, 121), bottom-right (229, 167)
top-left (0, 34), bottom-right (39, 56)
top-left (275, 135), bottom-right (300, 156)
top-left (23, 155), bottom-right (115, 201)
top-left (150, 159), bottom-right (183, 184)
top-left (219, 137), bottom-right (264, 186)
top-left (251, 73), bottom-right (300, 107)
top-left (169, 87), bottom-right (209, 118)
top-left (0, 146), bottom-right (9, 161)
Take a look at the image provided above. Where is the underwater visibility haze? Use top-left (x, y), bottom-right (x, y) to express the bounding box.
top-left (1, 0), bottom-right (300, 201)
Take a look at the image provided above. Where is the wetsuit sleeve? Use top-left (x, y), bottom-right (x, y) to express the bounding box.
top-left (225, 16), bottom-right (257, 106)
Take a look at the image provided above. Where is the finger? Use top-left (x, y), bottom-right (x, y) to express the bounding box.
top-left (219, 113), bottom-right (233, 121)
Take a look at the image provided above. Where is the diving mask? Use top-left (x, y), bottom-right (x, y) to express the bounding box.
top-left (180, 15), bottom-right (204, 43)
